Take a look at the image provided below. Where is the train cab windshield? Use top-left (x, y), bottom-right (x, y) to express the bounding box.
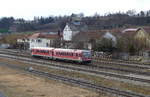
top-left (83, 51), bottom-right (91, 58)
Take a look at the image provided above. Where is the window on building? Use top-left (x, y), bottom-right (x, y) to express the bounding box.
top-left (46, 43), bottom-right (49, 47)
top-left (31, 39), bottom-right (34, 42)
top-left (22, 39), bottom-right (25, 42)
top-left (37, 39), bottom-right (42, 43)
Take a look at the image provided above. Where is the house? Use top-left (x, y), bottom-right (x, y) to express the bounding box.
top-left (17, 30), bottom-right (62, 50)
top-left (29, 32), bottom-right (61, 49)
top-left (103, 32), bottom-right (117, 46)
top-left (17, 34), bottom-right (31, 50)
top-left (121, 27), bottom-right (150, 55)
top-left (122, 27), bottom-right (150, 48)
top-left (63, 23), bottom-right (88, 41)
top-left (72, 30), bottom-right (117, 50)
top-left (72, 30), bottom-right (103, 49)
top-left (62, 22), bottom-right (88, 48)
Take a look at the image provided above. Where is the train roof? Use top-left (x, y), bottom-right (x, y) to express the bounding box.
top-left (31, 47), bottom-right (91, 52)
top-left (54, 48), bottom-right (91, 52)
top-left (31, 47), bottom-right (54, 50)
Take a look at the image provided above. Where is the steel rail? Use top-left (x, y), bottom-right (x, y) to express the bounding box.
top-left (0, 62), bottom-right (146, 97)
top-left (0, 50), bottom-right (150, 76)
top-left (0, 54), bottom-right (150, 84)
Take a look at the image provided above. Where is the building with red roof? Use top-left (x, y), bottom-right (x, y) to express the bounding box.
top-left (17, 31), bottom-right (62, 50)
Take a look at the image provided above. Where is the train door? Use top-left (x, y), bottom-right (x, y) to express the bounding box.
top-left (48, 49), bottom-right (53, 59)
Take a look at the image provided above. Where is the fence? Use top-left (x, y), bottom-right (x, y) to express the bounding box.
top-left (92, 51), bottom-right (113, 59)
top-left (92, 51), bottom-right (150, 63)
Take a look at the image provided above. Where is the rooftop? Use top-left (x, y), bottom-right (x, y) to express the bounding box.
top-left (29, 32), bottom-right (61, 39)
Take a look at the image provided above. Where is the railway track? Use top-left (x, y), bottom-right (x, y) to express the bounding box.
top-left (0, 49), bottom-right (150, 76)
top-left (93, 60), bottom-right (150, 69)
top-left (0, 53), bottom-right (150, 84)
top-left (1, 49), bottom-right (150, 68)
top-left (2, 48), bottom-right (150, 65)
top-left (0, 61), bottom-right (146, 97)
top-left (93, 54), bottom-right (150, 65)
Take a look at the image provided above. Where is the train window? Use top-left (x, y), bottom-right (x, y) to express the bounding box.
top-left (70, 53), bottom-right (72, 56)
top-left (67, 52), bottom-right (69, 56)
top-left (58, 52), bottom-right (62, 56)
top-left (36, 50), bottom-right (39, 53)
top-left (62, 52), bottom-right (66, 56)
top-left (32, 49), bottom-right (34, 52)
top-left (39, 50), bottom-right (45, 53)
top-left (83, 52), bottom-right (91, 58)
top-left (40, 50), bottom-right (42, 53)
top-left (46, 50), bottom-right (49, 53)
top-left (33, 49), bottom-right (35, 52)
top-left (76, 53), bottom-right (78, 57)
top-left (56, 52), bottom-right (75, 56)
top-left (79, 54), bottom-right (81, 57)
top-left (62, 52), bottom-right (64, 55)
top-left (43, 50), bottom-right (47, 53)
top-left (39, 50), bottom-right (42, 53)
top-left (66, 52), bottom-right (68, 56)
top-left (44, 50), bottom-right (46, 53)
top-left (42, 50), bottom-right (45, 53)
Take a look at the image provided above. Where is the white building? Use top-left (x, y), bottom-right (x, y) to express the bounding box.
top-left (17, 32), bottom-right (61, 50)
top-left (29, 33), bottom-right (61, 49)
top-left (63, 24), bottom-right (79, 41)
top-left (30, 38), bottom-right (50, 49)
top-left (63, 22), bottom-right (88, 41)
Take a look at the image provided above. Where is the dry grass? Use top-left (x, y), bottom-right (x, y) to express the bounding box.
top-left (0, 65), bottom-right (102, 97)
top-left (0, 57), bottom-right (150, 96)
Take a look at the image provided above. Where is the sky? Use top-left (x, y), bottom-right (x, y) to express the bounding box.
top-left (0, 0), bottom-right (149, 20)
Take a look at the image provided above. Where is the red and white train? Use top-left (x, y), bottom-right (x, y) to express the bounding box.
top-left (31, 47), bottom-right (92, 63)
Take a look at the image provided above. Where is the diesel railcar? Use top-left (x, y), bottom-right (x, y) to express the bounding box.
top-left (31, 47), bottom-right (92, 63)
